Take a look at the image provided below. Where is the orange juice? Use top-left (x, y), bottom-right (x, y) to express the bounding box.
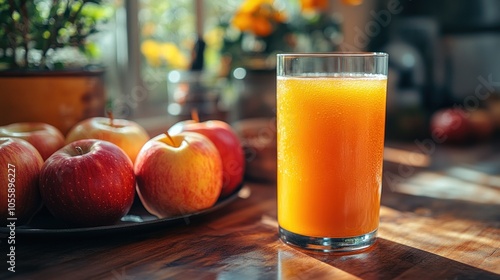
top-left (277, 74), bottom-right (387, 238)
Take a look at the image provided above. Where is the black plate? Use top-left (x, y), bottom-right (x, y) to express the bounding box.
top-left (0, 185), bottom-right (247, 237)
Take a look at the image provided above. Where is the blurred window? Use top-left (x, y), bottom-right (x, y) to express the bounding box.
top-left (138, 0), bottom-right (242, 73)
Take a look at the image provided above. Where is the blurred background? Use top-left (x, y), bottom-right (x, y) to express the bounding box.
top-left (70, 0), bottom-right (499, 144)
top-left (2, 0), bottom-right (499, 159)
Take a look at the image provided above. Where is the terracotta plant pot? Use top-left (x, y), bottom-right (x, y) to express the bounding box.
top-left (0, 69), bottom-right (106, 135)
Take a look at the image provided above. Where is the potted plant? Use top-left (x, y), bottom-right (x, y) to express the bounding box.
top-left (0, 0), bottom-right (113, 135)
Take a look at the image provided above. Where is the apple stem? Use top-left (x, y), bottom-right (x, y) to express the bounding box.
top-left (191, 108), bottom-right (200, 123)
top-left (165, 132), bottom-right (176, 146)
top-left (75, 146), bottom-right (84, 155)
top-left (107, 110), bottom-right (114, 127)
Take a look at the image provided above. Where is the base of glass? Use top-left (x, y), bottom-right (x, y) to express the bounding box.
top-left (279, 227), bottom-right (377, 253)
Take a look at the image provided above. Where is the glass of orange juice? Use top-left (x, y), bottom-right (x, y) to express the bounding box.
top-left (277, 53), bottom-right (388, 253)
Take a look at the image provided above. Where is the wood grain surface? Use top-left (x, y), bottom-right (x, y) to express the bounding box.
top-left (1, 142), bottom-right (499, 279)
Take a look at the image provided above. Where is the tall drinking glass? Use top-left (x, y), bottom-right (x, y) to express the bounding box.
top-left (277, 53), bottom-right (388, 253)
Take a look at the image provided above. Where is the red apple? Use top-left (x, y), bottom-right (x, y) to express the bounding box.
top-left (135, 132), bottom-right (223, 218)
top-left (0, 137), bottom-right (44, 223)
top-left (168, 116), bottom-right (245, 197)
top-left (430, 108), bottom-right (471, 144)
top-left (0, 122), bottom-right (65, 161)
top-left (65, 116), bottom-right (150, 163)
top-left (39, 139), bottom-right (136, 226)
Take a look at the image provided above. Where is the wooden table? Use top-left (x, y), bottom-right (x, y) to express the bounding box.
top-left (1, 140), bottom-right (500, 279)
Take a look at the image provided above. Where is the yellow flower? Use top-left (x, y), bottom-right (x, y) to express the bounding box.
top-left (160, 43), bottom-right (189, 69)
top-left (237, 0), bottom-right (270, 13)
top-left (141, 39), bottom-right (162, 67)
top-left (141, 40), bottom-right (189, 69)
top-left (341, 0), bottom-right (363, 6)
top-left (300, 0), bottom-right (329, 12)
top-left (231, 0), bottom-right (287, 37)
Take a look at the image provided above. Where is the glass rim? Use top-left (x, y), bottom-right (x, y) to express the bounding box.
top-left (277, 52), bottom-right (388, 58)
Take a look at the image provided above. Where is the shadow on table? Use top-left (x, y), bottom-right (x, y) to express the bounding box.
top-left (381, 190), bottom-right (500, 223)
top-left (381, 158), bottom-right (500, 223)
top-left (292, 237), bottom-right (499, 279)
